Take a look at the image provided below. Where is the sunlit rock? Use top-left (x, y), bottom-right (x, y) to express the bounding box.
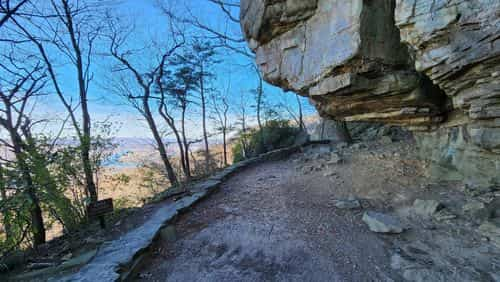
top-left (240, 0), bottom-right (500, 185)
top-left (395, 0), bottom-right (500, 184)
top-left (241, 0), bottom-right (447, 126)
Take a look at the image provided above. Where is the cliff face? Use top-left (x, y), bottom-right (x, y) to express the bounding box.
top-left (240, 0), bottom-right (500, 185)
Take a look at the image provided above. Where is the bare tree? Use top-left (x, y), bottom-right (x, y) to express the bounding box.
top-left (108, 27), bottom-right (181, 185)
top-left (234, 91), bottom-right (249, 159)
top-left (157, 63), bottom-right (190, 180)
top-left (0, 55), bottom-right (47, 246)
top-left (211, 88), bottom-right (232, 167)
top-left (0, 0), bottom-right (30, 28)
top-left (159, 0), bottom-right (252, 58)
top-left (278, 91), bottom-right (305, 131)
top-left (255, 68), bottom-right (264, 148)
top-left (162, 63), bottom-right (199, 179)
top-left (8, 0), bottom-right (105, 208)
top-left (55, 0), bottom-right (99, 203)
top-left (173, 41), bottom-right (220, 172)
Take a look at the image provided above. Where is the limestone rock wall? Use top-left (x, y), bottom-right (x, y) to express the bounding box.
top-left (241, 0), bottom-right (500, 185)
top-left (241, 0), bottom-right (448, 127)
top-left (396, 0), bottom-right (500, 121)
top-left (395, 0), bottom-right (500, 185)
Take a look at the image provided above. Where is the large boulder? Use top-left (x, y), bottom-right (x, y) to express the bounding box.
top-left (240, 0), bottom-right (500, 185)
top-left (395, 0), bottom-right (500, 186)
top-left (240, 0), bottom-right (447, 126)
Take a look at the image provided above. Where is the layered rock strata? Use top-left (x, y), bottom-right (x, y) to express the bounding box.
top-left (241, 0), bottom-right (448, 126)
top-left (240, 0), bottom-right (500, 185)
top-left (396, 0), bottom-right (500, 185)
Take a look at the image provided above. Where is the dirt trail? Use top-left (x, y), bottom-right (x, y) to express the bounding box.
top-left (137, 147), bottom-right (402, 281)
top-left (135, 141), bottom-right (500, 282)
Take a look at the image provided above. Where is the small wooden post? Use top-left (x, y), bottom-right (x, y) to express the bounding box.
top-left (87, 198), bottom-right (114, 229)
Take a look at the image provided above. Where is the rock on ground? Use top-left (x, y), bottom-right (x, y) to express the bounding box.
top-left (362, 211), bottom-right (404, 234)
top-left (334, 198), bottom-right (361, 210)
top-left (413, 199), bottom-right (442, 217)
top-left (131, 143), bottom-right (500, 282)
top-left (478, 220), bottom-right (500, 249)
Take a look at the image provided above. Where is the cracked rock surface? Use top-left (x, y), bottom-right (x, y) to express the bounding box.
top-left (240, 0), bottom-right (500, 185)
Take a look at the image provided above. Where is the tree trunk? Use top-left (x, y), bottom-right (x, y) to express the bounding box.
top-left (296, 94), bottom-right (304, 130)
top-left (222, 129), bottom-right (228, 166)
top-left (143, 96), bottom-right (178, 185)
top-left (27, 188), bottom-right (45, 247)
top-left (200, 64), bottom-right (210, 172)
top-left (240, 113), bottom-right (248, 158)
top-left (18, 152), bottom-right (45, 246)
top-left (9, 123), bottom-right (46, 246)
top-left (0, 165), bottom-right (12, 244)
top-left (158, 106), bottom-right (189, 179)
top-left (62, 0), bottom-right (99, 203)
top-left (2, 97), bottom-right (46, 246)
top-left (173, 127), bottom-right (188, 179)
top-left (257, 76), bottom-right (264, 151)
top-left (180, 106), bottom-right (191, 180)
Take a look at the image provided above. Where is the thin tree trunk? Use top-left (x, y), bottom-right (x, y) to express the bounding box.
top-left (173, 129), bottom-right (188, 178)
top-left (180, 106), bottom-right (191, 179)
top-left (222, 129), bottom-right (227, 166)
top-left (0, 164), bottom-right (12, 244)
top-left (27, 188), bottom-right (45, 247)
top-left (296, 94), bottom-right (304, 130)
top-left (171, 124), bottom-right (188, 178)
top-left (3, 100), bottom-right (46, 246)
top-left (240, 111), bottom-right (248, 158)
top-left (171, 125), bottom-right (188, 178)
top-left (257, 75), bottom-right (264, 151)
top-left (143, 96), bottom-right (178, 185)
top-left (61, 0), bottom-right (98, 203)
top-left (222, 104), bottom-right (229, 166)
top-left (200, 63), bottom-right (210, 172)
top-left (12, 134), bottom-right (45, 246)
top-left (158, 103), bottom-right (189, 179)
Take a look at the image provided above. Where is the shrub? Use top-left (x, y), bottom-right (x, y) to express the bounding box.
top-left (232, 120), bottom-right (302, 162)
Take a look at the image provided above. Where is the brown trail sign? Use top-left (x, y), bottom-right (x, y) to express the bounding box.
top-left (87, 199), bottom-right (113, 228)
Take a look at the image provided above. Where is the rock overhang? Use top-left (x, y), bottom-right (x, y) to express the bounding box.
top-left (241, 0), bottom-right (449, 127)
top-left (241, 0), bottom-right (500, 185)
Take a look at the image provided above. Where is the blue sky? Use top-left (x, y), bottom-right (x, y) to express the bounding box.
top-left (32, 0), bottom-right (315, 138)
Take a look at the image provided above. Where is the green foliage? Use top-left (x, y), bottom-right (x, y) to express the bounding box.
top-left (0, 176), bottom-right (32, 254)
top-left (0, 122), bottom-right (118, 256)
top-left (232, 120), bottom-right (302, 163)
top-left (232, 142), bottom-right (247, 163)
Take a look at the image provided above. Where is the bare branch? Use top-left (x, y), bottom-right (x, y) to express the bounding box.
top-left (0, 0), bottom-right (30, 28)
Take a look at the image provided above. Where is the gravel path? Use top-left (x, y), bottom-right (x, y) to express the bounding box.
top-left (136, 160), bottom-right (398, 281)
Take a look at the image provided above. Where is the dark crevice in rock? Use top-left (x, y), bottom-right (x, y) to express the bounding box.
top-left (360, 0), bottom-right (412, 67)
top-left (307, 0), bottom-right (450, 126)
top-left (416, 74), bottom-right (450, 117)
top-left (241, 0), bottom-right (500, 185)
